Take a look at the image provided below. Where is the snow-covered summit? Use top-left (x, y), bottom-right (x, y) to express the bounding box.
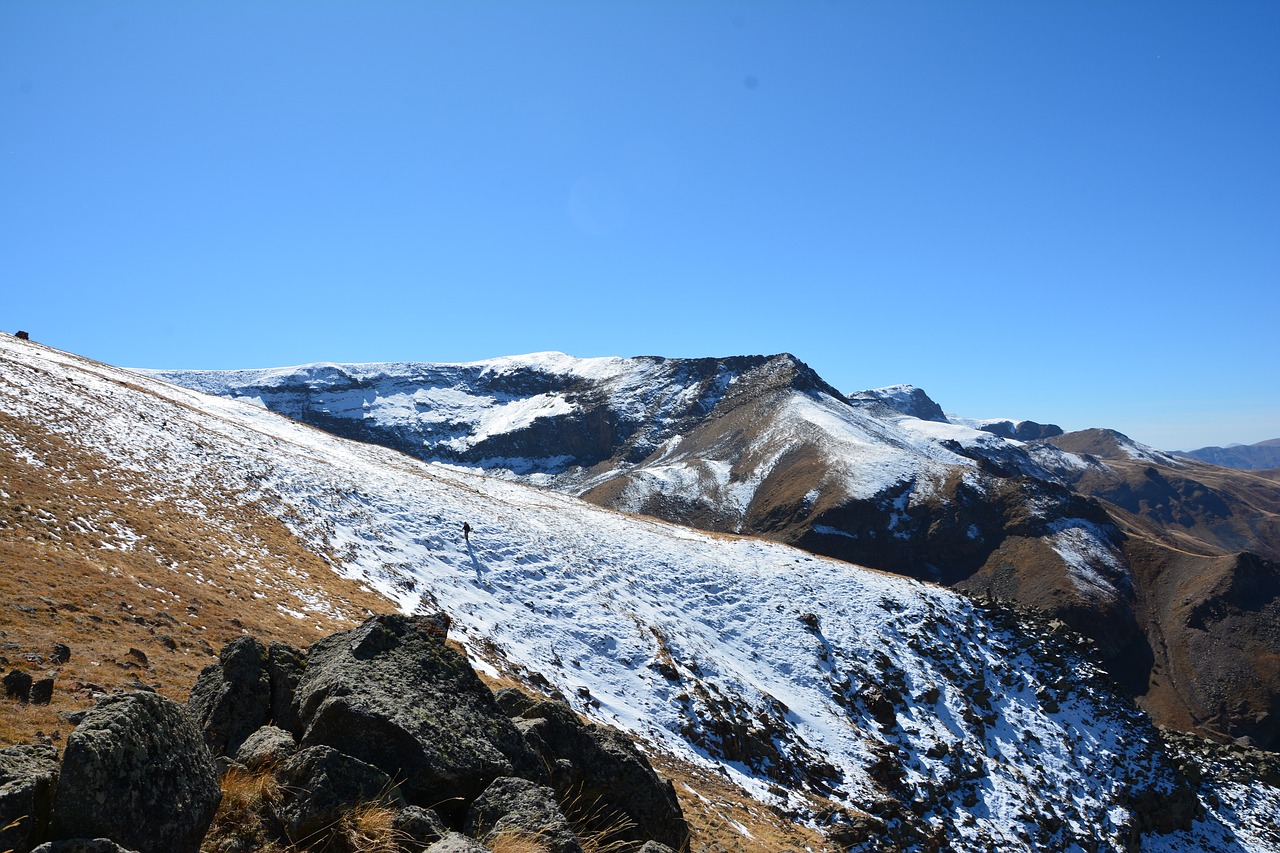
top-left (848, 384), bottom-right (949, 423)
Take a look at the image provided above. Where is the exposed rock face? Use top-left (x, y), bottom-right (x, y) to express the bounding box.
top-left (188, 636), bottom-right (271, 757)
top-left (48, 691), bottom-right (220, 853)
top-left (975, 419), bottom-right (1064, 441)
top-left (512, 700), bottom-right (690, 851)
top-left (294, 614), bottom-right (540, 819)
top-left (0, 744), bottom-right (59, 853)
top-left (465, 777), bottom-right (582, 853)
top-left (266, 641), bottom-right (306, 736)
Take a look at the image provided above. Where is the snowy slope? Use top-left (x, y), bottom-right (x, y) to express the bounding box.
top-left (7, 335), bottom-right (1278, 852)
top-left (145, 354), bottom-right (1113, 580)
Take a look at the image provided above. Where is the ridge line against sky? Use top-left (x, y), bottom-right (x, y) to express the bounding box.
top-left (2, 1), bottom-right (1277, 450)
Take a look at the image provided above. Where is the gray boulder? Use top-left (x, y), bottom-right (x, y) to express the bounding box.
top-left (637, 844), bottom-right (680, 853)
top-left (48, 691), bottom-right (220, 853)
top-left (293, 614), bottom-right (539, 819)
top-left (188, 636), bottom-right (271, 757)
top-left (31, 841), bottom-right (141, 853)
top-left (515, 701), bottom-right (689, 851)
top-left (233, 725), bottom-right (298, 771)
top-left (425, 833), bottom-right (491, 853)
top-left (465, 777), bottom-right (582, 853)
top-left (0, 743), bottom-right (59, 853)
top-left (272, 744), bottom-right (405, 845)
top-left (392, 805), bottom-right (448, 852)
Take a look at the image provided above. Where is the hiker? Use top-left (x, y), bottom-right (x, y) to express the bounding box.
top-left (463, 522), bottom-right (471, 542)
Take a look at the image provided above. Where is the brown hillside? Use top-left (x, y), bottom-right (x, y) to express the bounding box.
top-left (0, 408), bottom-right (394, 746)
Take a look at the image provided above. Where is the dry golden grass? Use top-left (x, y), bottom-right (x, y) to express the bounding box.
top-left (0, 411), bottom-right (394, 746)
top-left (203, 765), bottom-right (286, 853)
top-left (646, 752), bottom-right (835, 853)
top-left (324, 801), bottom-right (405, 853)
top-left (485, 829), bottom-right (554, 853)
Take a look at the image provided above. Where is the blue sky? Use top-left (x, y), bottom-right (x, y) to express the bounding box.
top-left (2, 2), bottom-right (1277, 450)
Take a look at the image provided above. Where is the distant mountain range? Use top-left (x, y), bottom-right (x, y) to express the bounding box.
top-left (1175, 439), bottom-right (1280, 471)
top-left (148, 352), bottom-right (1280, 753)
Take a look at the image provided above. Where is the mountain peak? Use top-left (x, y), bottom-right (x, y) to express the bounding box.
top-left (1046, 428), bottom-right (1179, 464)
top-left (848, 384), bottom-right (948, 422)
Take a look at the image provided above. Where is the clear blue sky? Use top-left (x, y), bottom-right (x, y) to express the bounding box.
top-left (2, 2), bottom-right (1277, 450)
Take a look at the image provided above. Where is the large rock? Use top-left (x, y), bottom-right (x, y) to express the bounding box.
top-left (48, 691), bottom-right (220, 853)
top-left (271, 745), bottom-right (404, 844)
top-left (233, 724), bottom-right (298, 771)
top-left (0, 743), bottom-right (59, 853)
top-left (513, 701), bottom-right (689, 851)
top-left (188, 637), bottom-right (271, 756)
top-left (293, 614), bottom-right (539, 818)
top-left (391, 806), bottom-right (447, 852)
top-left (465, 777), bottom-right (582, 853)
top-left (4, 669), bottom-right (33, 703)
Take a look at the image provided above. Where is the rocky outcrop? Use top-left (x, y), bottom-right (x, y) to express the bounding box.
top-left (12, 616), bottom-right (688, 853)
top-left (0, 744), bottom-right (59, 852)
top-left (294, 614), bottom-right (541, 818)
top-left (848, 384), bottom-right (948, 422)
top-left (976, 419), bottom-right (1064, 441)
top-left (48, 690), bottom-right (220, 853)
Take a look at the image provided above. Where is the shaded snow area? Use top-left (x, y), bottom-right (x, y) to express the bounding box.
top-left (5, 337), bottom-right (1277, 852)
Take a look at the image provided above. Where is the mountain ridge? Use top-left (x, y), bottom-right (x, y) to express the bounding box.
top-left (7, 334), bottom-right (1280, 850)
top-left (145, 351), bottom-right (1280, 754)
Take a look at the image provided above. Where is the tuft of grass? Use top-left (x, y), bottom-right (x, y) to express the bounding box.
top-left (202, 765), bottom-right (284, 853)
top-left (483, 829), bottom-right (554, 853)
top-left (326, 801), bottom-right (405, 853)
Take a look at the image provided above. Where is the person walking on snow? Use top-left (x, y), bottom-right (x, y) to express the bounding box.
top-left (462, 521), bottom-right (471, 542)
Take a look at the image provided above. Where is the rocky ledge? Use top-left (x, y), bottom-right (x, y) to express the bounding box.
top-left (0, 614), bottom-right (689, 853)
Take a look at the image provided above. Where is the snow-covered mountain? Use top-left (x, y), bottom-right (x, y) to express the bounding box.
top-left (147, 353), bottom-right (1280, 753)
top-left (7, 335), bottom-right (1280, 851)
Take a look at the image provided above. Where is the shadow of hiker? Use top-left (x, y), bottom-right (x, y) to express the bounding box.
top-left (466, 539), bottom-right (484, 581)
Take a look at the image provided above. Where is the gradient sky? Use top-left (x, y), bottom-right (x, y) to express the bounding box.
top-left (2, 1), bottom-right (1277, 450)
